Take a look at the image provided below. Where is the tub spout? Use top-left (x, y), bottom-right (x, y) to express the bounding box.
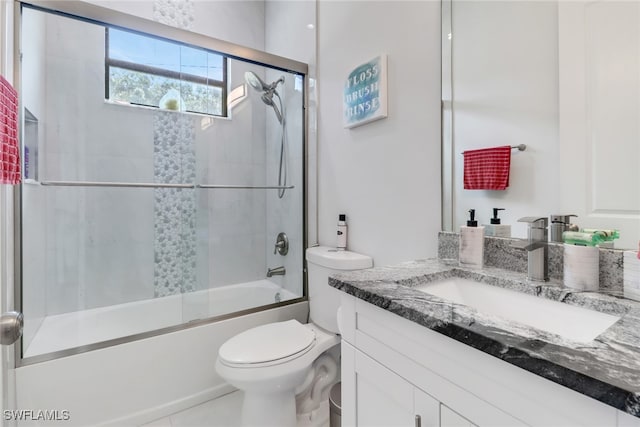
top-left (267, 266), bottom-right (286, 277)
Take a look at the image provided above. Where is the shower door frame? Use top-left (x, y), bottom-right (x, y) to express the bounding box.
top-left (12, 0), bottom-right (313, 367)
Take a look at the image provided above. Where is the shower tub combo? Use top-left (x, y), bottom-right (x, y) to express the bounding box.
top-left (24, 280), bottom-right (298, 358)
top-left (11, 1), bottom-right (312, 425)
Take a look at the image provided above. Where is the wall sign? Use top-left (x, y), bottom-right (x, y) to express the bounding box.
top-left (343, 54), bottom-right (388, 129)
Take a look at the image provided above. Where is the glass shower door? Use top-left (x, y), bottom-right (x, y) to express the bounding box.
top-left (182, 58), bottom-right (305, 323)
top-left (18, 4), bottom-right (306, 362)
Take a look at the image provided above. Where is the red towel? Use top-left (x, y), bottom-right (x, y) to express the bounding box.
top-left (0, 75), bottom-right (20, 185)
top-left (463, 145), bottom-right (511, 190)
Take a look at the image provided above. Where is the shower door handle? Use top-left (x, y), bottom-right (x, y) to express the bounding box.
top-left (0, 311), bottom-right (23, 345)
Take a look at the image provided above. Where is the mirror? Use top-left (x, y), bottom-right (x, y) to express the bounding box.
top-left (442, 0), bottom-right (640, 249)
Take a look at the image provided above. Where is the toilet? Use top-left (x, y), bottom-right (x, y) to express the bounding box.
top-left (215, 246), bottom-right (373, 427)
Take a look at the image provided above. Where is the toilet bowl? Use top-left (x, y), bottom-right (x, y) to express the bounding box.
top-left (215, 246), bottom-right (372, 427)
top-left (216, 321), bottom-right (340, 426)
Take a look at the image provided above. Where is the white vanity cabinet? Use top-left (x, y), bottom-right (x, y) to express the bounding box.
top-left (342, 341), bottom-right (440, 427)
top-left (339, 293), bottom-right (637, 427)
top-left (440, 405), bottom-right (477, 427)
top-left (344, 338), bottom-right (477, 427)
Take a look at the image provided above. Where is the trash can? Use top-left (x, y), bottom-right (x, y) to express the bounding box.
top-left (329, 382), bottom-right (341, 427)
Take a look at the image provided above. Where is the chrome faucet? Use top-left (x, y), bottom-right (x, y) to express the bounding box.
top-left (266, 266), bottom-right (286, 277)
top-left (549, 214), bottom-right (578, 243)
top-left (512, 217), bottom-right (549, 282)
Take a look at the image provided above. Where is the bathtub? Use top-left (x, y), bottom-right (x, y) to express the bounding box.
top-left (24, 279), bottom-right (299, 358)
top-left (15, 283), bottom-right (307, 426)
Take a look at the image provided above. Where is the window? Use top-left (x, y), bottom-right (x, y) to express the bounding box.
top-left (105, 28), bottom-right (227, 117)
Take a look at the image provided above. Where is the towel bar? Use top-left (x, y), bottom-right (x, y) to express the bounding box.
top-left (461, 144), bottom-right (526, 154)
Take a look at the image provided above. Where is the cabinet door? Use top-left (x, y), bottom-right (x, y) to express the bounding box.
top-left (441, 404), bottom-right (477, 427)
top-left (354, 348), bottom-right (414, 426)
top-left (414, 388), bottom-right (440, 427)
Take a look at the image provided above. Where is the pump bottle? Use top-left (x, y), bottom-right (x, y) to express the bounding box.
top-left (459, 209), bottom-right (484, 268)
top-left (484, 208), bottom-right (511, 238)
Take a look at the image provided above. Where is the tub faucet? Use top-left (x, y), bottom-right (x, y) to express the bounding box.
top-left (511, 217), bottom-right (549, 282)
top-left (267, 266), bottom-right (286, 277)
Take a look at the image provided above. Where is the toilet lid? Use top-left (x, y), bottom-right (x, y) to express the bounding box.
top-left (219, 320), bottom-right (316, 365)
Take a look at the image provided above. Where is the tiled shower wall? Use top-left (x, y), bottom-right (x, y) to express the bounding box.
top-left (152, 112), bottom-right (196, 297)
top-left (151, 1), bottom-right (196, 297)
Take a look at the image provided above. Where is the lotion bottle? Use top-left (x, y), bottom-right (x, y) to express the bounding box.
top-left (337, 214), bottom-right (347, 251)
top-left (459, 209), bottom-right (484, 268)
top-left (484, 208), bottom-right (511, 238)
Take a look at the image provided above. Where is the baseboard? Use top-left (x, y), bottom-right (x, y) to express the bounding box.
top-left (98, 383), bottom-right (237, 426)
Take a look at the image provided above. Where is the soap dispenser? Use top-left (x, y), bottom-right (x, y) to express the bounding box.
top-left (484, 208), bottom-right (511, 238)
top-left (459, 209), bottom-right (484, 268)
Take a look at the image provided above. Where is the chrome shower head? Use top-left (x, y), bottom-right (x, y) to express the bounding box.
top-left (244, 71), bottom-right (284, 93)
top-left (245, 71), bottom-right (269, 92)
top-left (245, 71), bottom-right (285, 124)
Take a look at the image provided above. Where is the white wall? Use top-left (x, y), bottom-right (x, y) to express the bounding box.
top-left (451, 1), bottom-right (559, 238)
top-left (316, 0), bottom-right (442, 267)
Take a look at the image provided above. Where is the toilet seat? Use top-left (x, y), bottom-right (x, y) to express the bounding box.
top-left (219, 320), bottom-right (316, 368)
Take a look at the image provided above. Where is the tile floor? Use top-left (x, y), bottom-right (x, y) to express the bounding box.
top-left (140, 390), bottom-right (332, 427)
top-left (140, 391), bottom-right (243, 427)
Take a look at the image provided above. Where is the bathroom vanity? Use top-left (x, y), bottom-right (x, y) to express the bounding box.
top-left (333, 260), bottom-right (640, 426)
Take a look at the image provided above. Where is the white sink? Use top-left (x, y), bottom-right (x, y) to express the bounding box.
top-left (415, 277), bottom-right (620, 343)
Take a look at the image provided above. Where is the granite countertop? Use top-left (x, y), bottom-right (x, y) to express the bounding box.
top-left (329, 259), bottom-right (640, 418)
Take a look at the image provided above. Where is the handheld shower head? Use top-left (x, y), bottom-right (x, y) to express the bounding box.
top-left (261, 93), bottom-right (283, 123)
top-left (245, 71), bottom-right (285, 124)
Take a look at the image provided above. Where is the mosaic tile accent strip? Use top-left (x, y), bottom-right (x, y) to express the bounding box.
top-left (153, 111), bottom-right (196, 297)
top-left (151, 5), bottom-right (197, 298)
top-left (153, 0), bottom-right (195, 30)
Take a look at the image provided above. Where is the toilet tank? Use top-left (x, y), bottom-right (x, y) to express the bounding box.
top-left (306, 246), bottom-right (373, 333)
